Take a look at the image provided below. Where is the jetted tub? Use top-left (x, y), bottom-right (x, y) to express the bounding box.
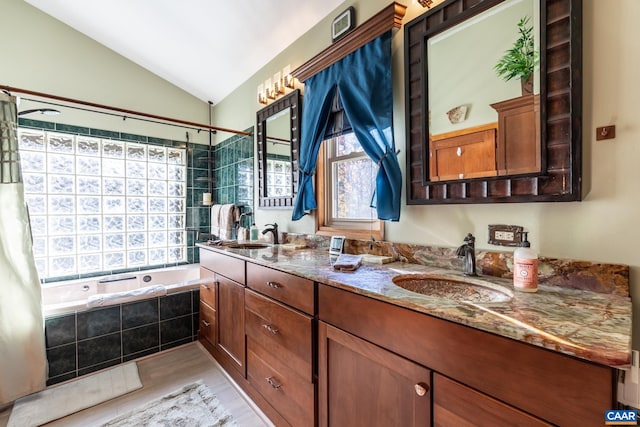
top-left (42, 263), bottom-right (206, 385)
top-left (41, 263), bottom-right (202, 316)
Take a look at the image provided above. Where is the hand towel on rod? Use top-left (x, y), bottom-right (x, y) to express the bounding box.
top-left (218, 204), bottom-right (236, 240)
top-left (210, 204), bottom-right (222, 238)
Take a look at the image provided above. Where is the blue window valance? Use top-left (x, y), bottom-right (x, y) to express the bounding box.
top-left (292, 30), bottom-right (401, 221)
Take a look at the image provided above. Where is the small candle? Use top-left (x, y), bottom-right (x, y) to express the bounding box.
top-left (203, 193), bottom-right (212, 204)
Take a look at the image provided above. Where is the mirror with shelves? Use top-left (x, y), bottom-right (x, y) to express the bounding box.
top-left (404, 0), bottom-right (582, 204)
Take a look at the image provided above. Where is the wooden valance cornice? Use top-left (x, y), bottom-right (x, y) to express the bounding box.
top-left (291, 2), bottom-right (407, 83)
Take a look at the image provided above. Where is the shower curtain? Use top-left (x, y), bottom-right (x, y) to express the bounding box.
top-left (0, 92), bottom-right (47, 404)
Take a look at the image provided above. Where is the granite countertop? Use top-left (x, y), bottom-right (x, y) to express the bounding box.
top-left (197, 242), bottom-right (632, 368)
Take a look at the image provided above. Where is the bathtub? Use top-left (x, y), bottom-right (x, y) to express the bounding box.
top-left (42, 263), bottom-right (206, 385)
top-left (42, 263), bottom-right (202, 316)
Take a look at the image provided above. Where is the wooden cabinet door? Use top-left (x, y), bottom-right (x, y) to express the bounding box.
top-left (216, 274), bottom-right (245, 375)
top-left (434, 374), bottom-right (551, 427)
top-left (318, 321), bottom-right (431, 427)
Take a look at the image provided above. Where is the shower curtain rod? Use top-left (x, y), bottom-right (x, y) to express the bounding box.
top-left (0, 84), bottom-right (253, 137)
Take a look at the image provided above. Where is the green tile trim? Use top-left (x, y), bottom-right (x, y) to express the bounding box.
top-left (56, 124), bottom-right (91, 135)
top-left (120, 132), bottom-right (148, 143)
top-left (90, 128), bottom-right (120, 139)
top-left (18, 118), bottom-right (55, 130)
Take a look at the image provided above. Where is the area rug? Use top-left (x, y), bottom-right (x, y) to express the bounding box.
top-left (101, 381), bottom-right (237, 426)
top-left (8, 362), bottom-right (142, 427)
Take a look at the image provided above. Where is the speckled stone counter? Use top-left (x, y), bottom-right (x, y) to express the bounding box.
top-left (197, 242), bottom-right (632, 368)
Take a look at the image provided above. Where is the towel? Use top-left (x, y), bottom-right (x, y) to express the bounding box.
top-left (86, 285), bottom-right (167, 308)
top-left (218, 204), bottom-right (235, 240)
top-left (210, 204), bottom-right (222, 238)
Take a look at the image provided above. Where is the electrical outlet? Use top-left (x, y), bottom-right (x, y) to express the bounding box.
top-left (495, 231), bottom-right (514, 241)
top-left (488, 224), bottom-right (523, 247)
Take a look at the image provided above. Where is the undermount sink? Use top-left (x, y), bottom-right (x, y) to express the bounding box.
top-left (391, 274), bottom-right (512, 304)
top-left (227, 242), bottom-right (270, 249)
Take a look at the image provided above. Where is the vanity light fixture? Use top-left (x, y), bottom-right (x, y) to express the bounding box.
top-left (265, 78), bottom-right (276, 100)
top-left (273, 71), bottom-right (284, 95)
top-left (283, 65), bottom-right (295, 89)
top-left (257, 65), bottom-right (297, 105)
top-left (257, 84), bottom-right (267, 105)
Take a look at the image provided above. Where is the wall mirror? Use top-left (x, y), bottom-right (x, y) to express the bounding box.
top-left (404, 0), bottom-right (582, 204)
top-left (256, 89), bottom-right (301, 208)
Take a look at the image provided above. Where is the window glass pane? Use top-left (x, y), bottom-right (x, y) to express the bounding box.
top-left (332, 157), bottom-right (378, 219)
top-left (335, 133), bottom-right (364, 157)
top-left (18, 129), bottom-right (187, 280)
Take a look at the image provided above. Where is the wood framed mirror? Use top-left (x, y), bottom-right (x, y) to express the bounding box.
top-left (404, 0), bottom-right (582, 204)
top-left (256, 89), bottom-right (301, 208)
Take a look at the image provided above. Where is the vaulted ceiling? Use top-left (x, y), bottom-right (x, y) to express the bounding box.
top-left (25, 0), bottom-right (345, 104)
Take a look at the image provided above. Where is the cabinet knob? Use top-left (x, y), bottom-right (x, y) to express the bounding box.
top-left (266, 377), bottom-right (281, 389)
top-left (201, 320), bottom-right (211, 327)
top-left (202, 284), bottom-right (209, 290)
top-left (266, 281), bottom-right (281, 289)
top-left (456, 147), bottom-right (462, 157)
top-left (414, 383), bottom-right (429, 396)
top-left (262, 324), bottom-right (279, 334)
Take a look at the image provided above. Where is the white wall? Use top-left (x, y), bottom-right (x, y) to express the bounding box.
top-left (214, 0), bottom-right (640, 347)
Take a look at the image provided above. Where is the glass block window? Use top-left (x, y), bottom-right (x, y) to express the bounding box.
top-left (18, 129), bottom-right (187, 279)
top-left (266, 158), bottom-right (292, 197)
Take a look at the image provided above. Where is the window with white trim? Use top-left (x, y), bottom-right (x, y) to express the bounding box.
top-left (317, 131), bottom-right (383, 240)
top-left (18, 129), bottom-right (187, 280)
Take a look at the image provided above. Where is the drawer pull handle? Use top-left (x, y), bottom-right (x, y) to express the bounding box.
top-left (266, 281), bottom-right (281, 289)
top-left (266, 377), bottom-right (281, 389)
top-left (201, 320), bottom-right (211, 327)
top-left (202, 284), bottom-right (209, 290)
top-left (262, 324), bottom-right (279, 334)
top-left (414, 383), bottom-right (429, 396)
top-left (456, 147), bottom-right (462, 157)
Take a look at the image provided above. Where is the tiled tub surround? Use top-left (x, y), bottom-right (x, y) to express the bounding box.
top-left (44, 289), bottom-right (201, 386)
top-left (199, 239), bottom-right (632, 368)
top-left (42, 264), bottom-right (209, 385)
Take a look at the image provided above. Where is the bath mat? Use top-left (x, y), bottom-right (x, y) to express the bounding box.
top-left (100, 381), bottom-right (237, 426)
top-left (7, 362), bottom-right (142, 427)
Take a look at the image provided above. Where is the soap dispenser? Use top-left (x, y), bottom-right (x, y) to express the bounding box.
top-left (250, 223), bottom-right (259, 241)
top-left (513, 232), bottom-right (538, 292)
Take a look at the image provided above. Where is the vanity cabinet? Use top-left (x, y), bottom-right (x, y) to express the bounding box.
top-left (198, 267), bottom-right (216, 346)
top-left (433, 374), bottom-right (550, 426)
top-left (246, 263), bottom-right (316, 426)
top-left (318, 284), bottom-right (615, 427)
top-left (199, 249), bottom-right (246, 377)
top-left (318, 321), bottom-right (431, 427)
top-left (217, 274), bottom-right (245, 374)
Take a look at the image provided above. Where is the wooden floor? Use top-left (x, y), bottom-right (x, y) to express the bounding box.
top-left (0, 342), bottom-right (272, 427)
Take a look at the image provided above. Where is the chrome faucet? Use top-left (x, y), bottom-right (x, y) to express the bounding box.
top-left (262, 223), bottom-right (279, 245)
top-left (456, 233), bottom-right (478, 276)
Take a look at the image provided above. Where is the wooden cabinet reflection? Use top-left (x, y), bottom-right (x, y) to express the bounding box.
top-left (429, 94), bottom-right (540, 181)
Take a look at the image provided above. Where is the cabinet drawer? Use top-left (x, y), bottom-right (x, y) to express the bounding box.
top-left (199, 267), bottom-right (216, 308)
top-left (198, 301), bottom-right (216, 346)
top-left (247, 337), bottom-right (314, 427)
top-left (434, 374), bottom-right (551, 427)
top-left (245, 289), bottom-right (313, 381)
top-left (246, 262), bottom-right (314, 314)
top-left (200, 249), bottom-right (245, 284)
